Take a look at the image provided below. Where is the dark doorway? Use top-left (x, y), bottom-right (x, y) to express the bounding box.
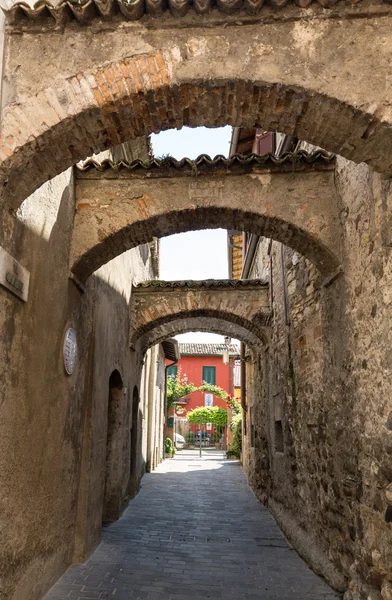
top-left (102, 370), bottom-right (123, 521)
top-left (129, 385), bottom-right (139, 498)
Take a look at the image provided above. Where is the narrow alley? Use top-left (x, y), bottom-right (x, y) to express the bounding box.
top-left (45, 453), bottom-right (339, 600)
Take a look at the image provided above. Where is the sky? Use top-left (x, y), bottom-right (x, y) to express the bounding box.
top-left (151, 126), bottom-right (234, 344)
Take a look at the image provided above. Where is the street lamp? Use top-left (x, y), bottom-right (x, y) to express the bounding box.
top-left (222, 336), bottom-right (231, 365)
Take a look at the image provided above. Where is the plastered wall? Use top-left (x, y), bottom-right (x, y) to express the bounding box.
top-left (0, 147), bottom-right (163, 600)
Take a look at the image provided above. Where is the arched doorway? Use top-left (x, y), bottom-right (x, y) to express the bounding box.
top-left (102, 370), bottom-right (123, 522)
top-left (129, 385), bottom-right (140, 499)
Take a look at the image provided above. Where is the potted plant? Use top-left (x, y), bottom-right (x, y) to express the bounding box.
top-left (226, 449), bottom-right (240, 460)
top-left (165, 437), bottom-right (174, 458)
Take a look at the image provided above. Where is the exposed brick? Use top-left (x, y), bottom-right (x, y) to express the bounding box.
top-left (129, 280), bottom-right (270, 351)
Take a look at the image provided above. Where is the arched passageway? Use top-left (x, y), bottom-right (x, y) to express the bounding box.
top-left (138, 316), bottom-right (266, 353)
top-left (2, 9), bottom-right (392, 211)
top-left (1, 3), bottom-right (392, 597)
top-left (71, 152), bottom-right (340, 283)
top-left (129, 279), bottom-right (270, 350)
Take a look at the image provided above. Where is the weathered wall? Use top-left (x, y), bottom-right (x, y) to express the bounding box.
top-left (243, 156), bottom-right (392, 599)
top-left (72, 159), bottom-right (339, 281)
top-left (0, 142), bottom-right (164, 600)
top-left (333, 158), bottom-right (392, 600)
top-left (142, 343), bottom-right (166, 474)
top-left (3, 9), bottom-right (392, 210)
top-left (242, 347), bottom-right (270, 504)
top-left (130, 279), bottom-right (270, 351)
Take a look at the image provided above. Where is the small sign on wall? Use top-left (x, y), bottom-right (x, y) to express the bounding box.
top-left (0, 247), bottom-right (30, 302)
top-left (204, 393), bottom-right (213, 407)
top-left (63, 328), bottom-right (78, 375)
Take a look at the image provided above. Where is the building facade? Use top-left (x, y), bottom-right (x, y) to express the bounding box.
top-left (166, 342), bottom-right (240, 447)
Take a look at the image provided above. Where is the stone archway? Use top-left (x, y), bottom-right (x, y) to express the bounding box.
top-left (130, 279), bottom-right (270, 350)
top-left (70, 152), bottom-right (340, 283)
top-left (138, 317), bottom-right (267, 354)
top-left (2, 11), bottom-right (392, 212)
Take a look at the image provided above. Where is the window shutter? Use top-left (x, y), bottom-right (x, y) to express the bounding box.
top-left (167, 365), bottom-right (178, 378)
top-left (202, 366), bottom-right (216, 385)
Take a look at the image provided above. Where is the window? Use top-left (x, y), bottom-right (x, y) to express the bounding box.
top-left (202, 366), bottom-right (216, 385)
top-left (167, 365), bottom-right (178, 378)
top-left (275, 420), bottom-right (284, 453)
top-left (274, 394), bottom-right (284, 453)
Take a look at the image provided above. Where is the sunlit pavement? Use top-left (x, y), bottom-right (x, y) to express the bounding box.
top-left (44, 451), bottom-right (339, 600)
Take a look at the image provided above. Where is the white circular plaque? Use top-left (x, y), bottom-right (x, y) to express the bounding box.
top-left (63, 328), bottom-right (77, 375)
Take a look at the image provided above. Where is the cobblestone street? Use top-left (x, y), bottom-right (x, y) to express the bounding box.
top-left (45, 451), bottom-right (339, 600)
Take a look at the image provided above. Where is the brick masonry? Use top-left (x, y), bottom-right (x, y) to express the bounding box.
top-left (130, 280), bottom-right (270, 352)
top-left (2, 15), bottom-right (392, 218)
top-left (240, 156), bottom-right (392, 600)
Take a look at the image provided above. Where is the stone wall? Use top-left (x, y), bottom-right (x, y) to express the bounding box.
top-left (130, 280), bottom-right (270, 352)
top-left (72, 158), bottom-right (339, 282)
top-left (0, 140), bottom-right (165, 600)
top-left (242, 156), bottom-right (392, 599)
top-left (3, 10), bottom-right (392, 211)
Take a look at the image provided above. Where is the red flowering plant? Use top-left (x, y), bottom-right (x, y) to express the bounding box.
top-left (226, 394), bottom-right (241, 414)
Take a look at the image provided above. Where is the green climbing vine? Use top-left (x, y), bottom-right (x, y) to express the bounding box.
top-left (166, 370), bottom-right (236, 408)
top-left (167, 372), bottom-right (196, 408)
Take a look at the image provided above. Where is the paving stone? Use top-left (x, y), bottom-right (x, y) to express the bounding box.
top-left (44, 451), bottom-right (340, 600)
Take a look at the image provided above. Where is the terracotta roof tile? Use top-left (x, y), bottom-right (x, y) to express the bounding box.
top-left (1, 0), bottom-right (371, 26)
top-left (134, 279), bottom-right (268, 289)
top-left (76, 151), bottom-right (335, 178)
top-left (178, 342), bottom-right (240, 356)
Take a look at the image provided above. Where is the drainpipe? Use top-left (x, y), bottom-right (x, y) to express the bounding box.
top-left (241, 234), bottom-right (259, 280)
top-left (229, 127), bottom-right (240, 158)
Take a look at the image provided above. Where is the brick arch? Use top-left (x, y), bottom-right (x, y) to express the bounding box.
top-left (71, 156), bottom-right (341, 282)
top-left (131, 308), bottom-right (269, 352)
top-left (73, 207), bottom-right (338, 284)
top-left (136, 317), bottom-right (267, 354)
top-left (129, 280), bottom-right (271, 350)
top-left (3, 17), bottom-right (392, 212)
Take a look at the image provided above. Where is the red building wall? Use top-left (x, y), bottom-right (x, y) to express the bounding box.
top-left (165, 354), bottom-right (235, 416)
